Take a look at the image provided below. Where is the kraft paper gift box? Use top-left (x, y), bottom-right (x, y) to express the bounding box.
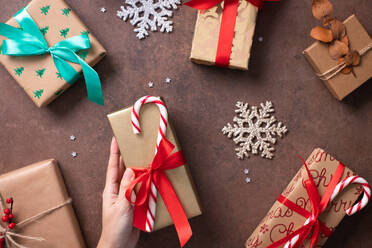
top-left (246, 148), bottom-right (362, 248)
top-left (107, 101), bottom-right (202, 231)
top-left (0, 0), bottom-right (106, 107)
top-left (190, 0), bottom-right (258, 70)
top-left (0, 159), bottom-right (85, 247)
top-left (303, 15), bottom-right (372, 100)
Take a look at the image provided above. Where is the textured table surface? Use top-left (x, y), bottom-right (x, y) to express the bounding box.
top-left (1, 0), bottom-right (371, 247)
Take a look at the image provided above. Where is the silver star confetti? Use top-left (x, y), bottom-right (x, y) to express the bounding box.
top-left (165, 77), bottom-right (171, 84)
top-left (258, 36), bottom-right (264, 42)
top-left (148, 81), bottom-right (154, 88)
top-left (70, 135), bottom-right (76, 141)
top-left (71, 152), bottom-right (78, 158)
top-left (243, 168), bottom-right (249, 175)
top-left (245, 177), bottom-right (252, 183)
top-left (100, 7), bottom-right (107, 13)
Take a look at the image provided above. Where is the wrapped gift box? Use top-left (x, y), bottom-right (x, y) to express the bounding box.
top-left (190, 0), bottom-right (258, 70)
top-left (246, 148), bottom-right (362, 248)
top-left (0, 0), bottom-right (106, 107)
top-left (303, 15), bottom-right (372, 100)
top-left (0, 159), bottom-right (85, 247)
top-left (107, 101), bottom-right (202, 231)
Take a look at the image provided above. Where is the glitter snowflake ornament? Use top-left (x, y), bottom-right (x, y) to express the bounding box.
top-left (222, 101), bottom-right (288, 160)
top-left (117, 0), bottom-right (181, 39)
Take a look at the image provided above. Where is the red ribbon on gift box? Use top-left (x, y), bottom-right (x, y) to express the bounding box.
top-left (185, 0), bottom-right (279, 67)
top-left (125, 138), bottom-right (192, 247)
top-left (267, 158), bottom-right (346, 248)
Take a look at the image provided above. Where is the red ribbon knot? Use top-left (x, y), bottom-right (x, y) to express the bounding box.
top-left (185, 0), bottom-right (279, 67)
top-left (267, 158), bottom-right (346, 248)
top-left (125, 138), bottom-right (192, 247)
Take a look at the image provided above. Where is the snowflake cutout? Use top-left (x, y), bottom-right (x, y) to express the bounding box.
top-left (222, 101), bottom-right (288, 160)
top-left (117, 0), bottom-right (181, 39)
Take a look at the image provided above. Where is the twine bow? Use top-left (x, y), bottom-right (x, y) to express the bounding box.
top-left (0, 195), bottom-right (72, 248)
top-left (267, 158), bottom-right (346, 248)
top-left (316, 41), bottom-right (372, 81)
top-left (0, 7), bottom-right (104, 105)
top-left (125, 138), bottom-right (192, 247)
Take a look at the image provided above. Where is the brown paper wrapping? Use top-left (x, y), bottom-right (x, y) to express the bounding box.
top-left (0, 159), bottom-right (85, 247)
top-left (190, 0), bottom-right (258, 70)
top-left (0, 0), bottom-right (106, 107)
top-left (246, 148), bottom-right (362, 248)
top-left (303, 15), bottom-right (372, 101)
top-left (107, 102), bottom-right (202, 231)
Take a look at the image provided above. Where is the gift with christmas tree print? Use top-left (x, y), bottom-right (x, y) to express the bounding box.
top-left (303, 0), bottom-right (372, 101)
top-left (0, 159), bottom-right (86, 247)
top-left (185, 0), bottom-right (279, 70)
top-left (0, 0), bottom-right (106, 107)
top-left (107, 96), bottom-right (202, 247)
top-left (245, 148), bottom-right (371, 248)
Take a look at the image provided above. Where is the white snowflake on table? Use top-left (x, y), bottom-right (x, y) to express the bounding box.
top-left (222, 101), bottom-right (288, 160)
top-left (117, 0), bottom-right (181, 39)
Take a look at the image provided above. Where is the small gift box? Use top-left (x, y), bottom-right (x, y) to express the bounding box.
top-left (188, 0), bottom-right (258, 70)
top-left (0, 159), bottom-right (85, 247)
top-left (0, 0), bottom-right (106, 107)
top-left (245, 148), bottom-right (370, 248)
top-left (107, 96), bottom-right (202, 247)
top-left (303, 15), bottom-right (372, 100)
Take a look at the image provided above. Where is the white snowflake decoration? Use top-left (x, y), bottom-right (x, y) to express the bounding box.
top-left (222, 101), bottom-right (288, 160)
top-left (117, 0), bottom-right (181, 39)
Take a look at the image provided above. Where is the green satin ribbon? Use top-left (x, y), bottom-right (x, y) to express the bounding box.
top-left (0, 7), bottom-right (104, 105)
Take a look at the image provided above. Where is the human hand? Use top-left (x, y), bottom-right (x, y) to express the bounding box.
top-left (97, 137), bottom-right (139, 248)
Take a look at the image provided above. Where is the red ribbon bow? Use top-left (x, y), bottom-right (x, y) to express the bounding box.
top-left (185, 0), bottom-right (279, 67)
top-left (267, 158), bottom-right (346, 248)
top-left (125, 138), bottom-right (192, 247)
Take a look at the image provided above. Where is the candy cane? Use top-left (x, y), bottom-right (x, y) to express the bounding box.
top-left (284, 176), bottom-right (370, 248)
top-left (131, 96), bottom-right (168, 232)
top-left (330, 176), bottom-right (371, 216)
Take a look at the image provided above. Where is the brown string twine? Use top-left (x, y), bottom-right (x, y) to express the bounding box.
top-left (0, 195), bottom-right (72, 248)
top-left (316, 41), bottom-right (372, 80)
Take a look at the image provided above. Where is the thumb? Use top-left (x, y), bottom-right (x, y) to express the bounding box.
top-left (119, 168), bottom-right (136, 203)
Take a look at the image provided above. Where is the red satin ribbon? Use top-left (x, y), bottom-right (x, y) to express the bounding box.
top-left (125, 138), bottom-right (192, 247)
top-left (267, 159), bottom-right (346, 248)
top-left (185, 0), bottom-right (279, 67)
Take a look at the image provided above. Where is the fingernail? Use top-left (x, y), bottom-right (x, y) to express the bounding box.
top-left (124, 168), bottom-right (134, 181)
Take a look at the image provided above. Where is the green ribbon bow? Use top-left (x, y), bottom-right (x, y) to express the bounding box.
top-left (0, 7), bottom-right (104, 105)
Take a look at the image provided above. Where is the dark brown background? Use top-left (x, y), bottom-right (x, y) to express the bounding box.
top-left (0, 0), bottom-right (371, 247)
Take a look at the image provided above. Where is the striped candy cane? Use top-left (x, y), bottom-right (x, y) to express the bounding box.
top-left (284, 176), bottom-right (370, 248)
top-left (330, 176), bottom-right (371, 216)
top-left (131, 96), bottom-right (168, 232)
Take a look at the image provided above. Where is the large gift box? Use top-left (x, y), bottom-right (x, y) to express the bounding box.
top-left (107, 96), bottom-right (202, 246)
top-left (0, 0), bottom-right (106, 107)
top-left (303, 15), bottom-right (372, 100)
top-left (246, 148), bottom-right (366, 248)
top-left (189, 0), bottom-right (258, 70)
top-left (0, 159), bottom-right (85, 247)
